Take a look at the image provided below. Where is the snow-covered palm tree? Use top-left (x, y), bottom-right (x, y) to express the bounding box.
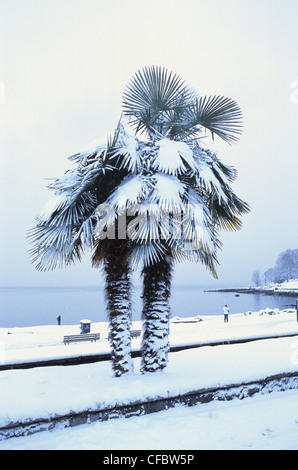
top-left (28, 128), bottom-right (138, 377)
top-left (120, 66), bottom-right (249, 372)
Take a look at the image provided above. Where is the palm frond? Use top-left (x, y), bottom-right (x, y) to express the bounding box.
top-left (108, 124), bottom-right (143, 173)
top-left (210, 191), bottom-right (250, 232)
top-left (184, 95), bottom-right (243, 144)
top-left (149, 172), bottom-right (185, 212)
top-left (122, 65), bottom-right (195, 136)
top-left (28, 223), bottom-right (81, 271)
top-left (130, 240), bottom-right (167, 268)
top-left (213, 159), bottom-right (238, 183)
top-left (152, 138), bottom-right (197, 175)
top-left (28, 191), bottom-right (97, 271)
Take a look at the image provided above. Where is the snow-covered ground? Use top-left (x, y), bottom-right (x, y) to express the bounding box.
top-left (0, 308), bottom-right (298, 450)
top-left (1, 389), bottom-right (297, 450)
top-left (259, 279), bottom-right (298, 293)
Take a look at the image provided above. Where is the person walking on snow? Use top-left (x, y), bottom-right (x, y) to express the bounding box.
top-left (57, 315), bottom-right (61, 325)
top-left (223, 305), bottom-right (229, 323)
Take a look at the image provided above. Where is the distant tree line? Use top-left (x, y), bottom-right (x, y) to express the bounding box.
top-left (252, 249), bottom-right (298, 286)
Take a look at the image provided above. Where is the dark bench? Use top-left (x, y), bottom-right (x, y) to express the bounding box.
top-left (131, 329), bottom-right (141, 338)
top-left (63, 333), bottom-right (100, 345)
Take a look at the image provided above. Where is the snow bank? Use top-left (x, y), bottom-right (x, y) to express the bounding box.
top-left (3, 389), bottom-right (297, 450)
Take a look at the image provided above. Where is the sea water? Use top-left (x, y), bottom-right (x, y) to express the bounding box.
top-left (0, 285), bottom-right (295, 328)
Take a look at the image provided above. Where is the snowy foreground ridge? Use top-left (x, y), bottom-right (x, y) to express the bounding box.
top-left (0, 309), bottom-right (298, 449)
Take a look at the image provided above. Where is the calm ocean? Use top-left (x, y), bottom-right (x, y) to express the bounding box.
top-left (0, 285), bottom-right (295, 329)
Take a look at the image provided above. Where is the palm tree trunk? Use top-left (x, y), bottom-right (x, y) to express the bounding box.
top-left (104, 240), bottom-right (133, 377)
top-left (141, 256), bottom-right (173, 373)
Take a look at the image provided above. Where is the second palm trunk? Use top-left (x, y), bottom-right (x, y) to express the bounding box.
top-left (141, 257), bottom-right (173, 373)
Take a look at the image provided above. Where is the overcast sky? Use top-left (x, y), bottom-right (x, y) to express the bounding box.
top-left (1, 0), bottom-right (298, 288)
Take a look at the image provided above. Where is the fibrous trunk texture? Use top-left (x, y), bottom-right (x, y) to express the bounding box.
top-left (104, 240), bottom-right (133, 377)
top-left (141, 257), bottom-right (173, 373)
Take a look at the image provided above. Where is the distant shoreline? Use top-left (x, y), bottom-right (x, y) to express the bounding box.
top-left (205, 287), bottom-right (298, 298)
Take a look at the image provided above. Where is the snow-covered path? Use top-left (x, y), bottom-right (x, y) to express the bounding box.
top-left (1, 309), bottom-right (298, 367)
top-left (1, 389), bottom-right (297, 450)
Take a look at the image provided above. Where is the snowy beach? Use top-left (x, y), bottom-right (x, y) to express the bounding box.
top-left (0, 308), bottom-right (298, 449)
top-left (1, 308), bottom-right (298, 367)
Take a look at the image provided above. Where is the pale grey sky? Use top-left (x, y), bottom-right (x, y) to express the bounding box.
top-left (1, 0), bottom-right (298, 287)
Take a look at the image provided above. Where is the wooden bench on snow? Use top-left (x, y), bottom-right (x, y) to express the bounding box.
top-left (130, 329), bottom-right (141, 338)
top-left (63, 333), bottom-right (100, 345)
